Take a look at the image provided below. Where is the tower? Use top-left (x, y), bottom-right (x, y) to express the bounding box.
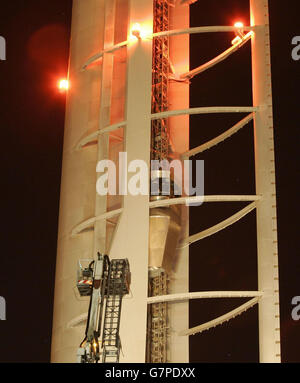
top-left (51, 0), bottom-right (280, 363)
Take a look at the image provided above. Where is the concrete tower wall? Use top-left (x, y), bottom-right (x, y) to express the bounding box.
top-left (52, 0), bottom-right (280, 364)
top-left (52, 0), bottom-right (189, 363)
top-left (51, 0), bottom-right (106, 362)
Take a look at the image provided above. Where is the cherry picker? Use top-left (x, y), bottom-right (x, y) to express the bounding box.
top-left (76, 253), bottom-right (130, 363)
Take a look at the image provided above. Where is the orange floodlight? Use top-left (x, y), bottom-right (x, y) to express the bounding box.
top-left (58, 79), bottom-right (69, 91)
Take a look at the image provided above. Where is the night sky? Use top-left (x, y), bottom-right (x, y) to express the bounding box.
top-left (0, 0), bottom-right (299, 363)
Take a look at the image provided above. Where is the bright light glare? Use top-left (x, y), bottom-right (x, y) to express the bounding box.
top-left (130, 22), bottom-right (152, 40)
top-left (131, 23), bottom-right (141, 39)
top-left (234, 22), bottom-right (244, 29)
top-left (234, 21), bottom-right (245, 39)
top-left (58, 79), bottom-right (69, 91)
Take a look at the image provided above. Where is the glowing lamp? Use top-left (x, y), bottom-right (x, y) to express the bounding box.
top-left (58, 79), bottom-right (69, 91)
top-left (131, 23), bottom-right (141, 39)
top-left (234, 21), bottom-right (245, 39)
top-left (234, 21), bottom-right (244, 29)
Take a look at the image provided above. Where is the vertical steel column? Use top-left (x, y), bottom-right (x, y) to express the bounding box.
top-left (93, 0), bottom-right (117, 256)
top-left (108, 0), bottom-right (153, 362)
top-left (250, 0), bottom-right (281, 362)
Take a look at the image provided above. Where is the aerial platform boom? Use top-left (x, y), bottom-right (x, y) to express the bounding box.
top-left (77, 254), bottom-right (130, 363)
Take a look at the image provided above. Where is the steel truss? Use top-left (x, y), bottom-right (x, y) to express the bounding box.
top-left (151, 0), bottom-right (170, 162)
top-left (102, 259), bottom-right (130, 363)
top-left (147, 271), bottom-right (168, 362)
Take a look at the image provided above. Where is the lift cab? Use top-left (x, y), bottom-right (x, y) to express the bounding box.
top-left (77, 260), bottom-right (94, 297)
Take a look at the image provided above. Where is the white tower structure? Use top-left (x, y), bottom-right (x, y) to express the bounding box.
top-left (51, 0), bottom-right (280, 363)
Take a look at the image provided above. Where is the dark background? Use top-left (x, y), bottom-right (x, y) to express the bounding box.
top-left (0, 0), bottom-right (299, 362)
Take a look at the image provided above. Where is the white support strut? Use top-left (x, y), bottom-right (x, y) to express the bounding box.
top-left (71, 208), bottom-right (123, 236)
top-left (75, 121), bottom-right (126, 150)
top-left (151, 106), bottom-right (258, 120)
top-left (176, 31), bottom-right (253, 80)
top-left (179, 297), bottom-right (260, 336)
top-left (182, 113), bottom-right (254, 158)
top-left (67, 291), bottom-right (262, 329)
top-left (72, 198), bottom-right (259, 236)
top-left (147, 290), bottom-right (263, 304)
top-left (67, 313), bottom-right (88, 329)
top-left (149, 195), bottom-right (261, 209)
top-left (180, 201), bottom-right (258, 247)
top-left (82, 25), bottom-right (256, 71)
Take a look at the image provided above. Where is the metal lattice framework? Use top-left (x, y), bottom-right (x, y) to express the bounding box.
top-left (102, 259), bottom-right (129, 363)
top-left (146, 0), bottom-right (171, 364)
top-left (147, 271), bottom-right (168, 362)
top-left (151, 0), bottom-right (170, 161)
